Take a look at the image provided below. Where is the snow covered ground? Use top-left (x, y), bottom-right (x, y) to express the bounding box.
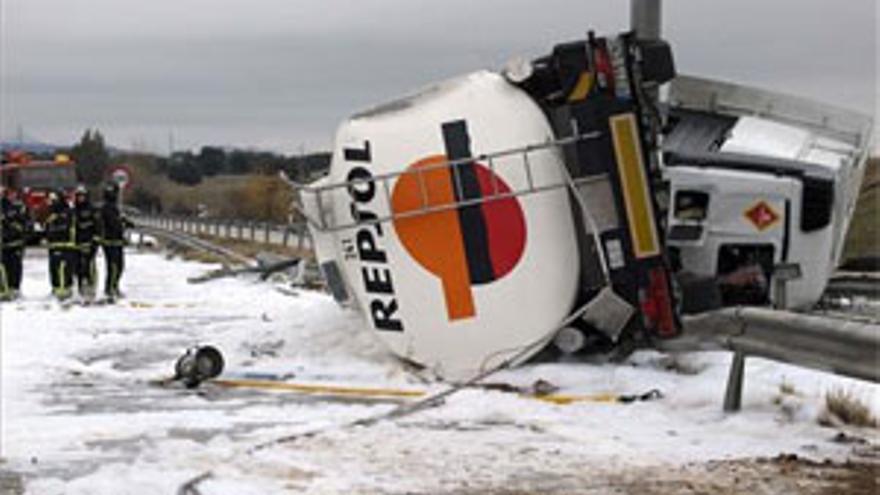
top-left (1, 249), bottom-right (878, 494)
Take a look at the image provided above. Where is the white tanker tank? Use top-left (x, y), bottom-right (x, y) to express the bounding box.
top-left (304, 71), bottom-right (581, 377)
top-left (297, 33), bottom-right (681, 378)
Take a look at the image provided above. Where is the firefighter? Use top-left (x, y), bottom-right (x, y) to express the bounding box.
top-left (45, 190), bottom-right (77, 300)
top-left (1, 188), bottom-right (28, 299)
top-left (73, 185), bottom-right (98, 299)
top-left (0, 187), bottom-right (8, 300)
top-left (97, 183), bottom-right (131, 300)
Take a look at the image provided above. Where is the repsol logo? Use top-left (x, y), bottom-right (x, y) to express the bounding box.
top-left (341, 140), bottom-right (403, 332)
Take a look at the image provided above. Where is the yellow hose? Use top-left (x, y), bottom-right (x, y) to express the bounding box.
top-left (210, 378), bottom-right (632, 404)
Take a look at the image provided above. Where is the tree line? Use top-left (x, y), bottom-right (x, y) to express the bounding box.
top-left (44, 129), bottom-right (331, 221)
top-left (159, 146), bottom-right (330, 186)
top-left (66, 129), bottom-right (330, 188)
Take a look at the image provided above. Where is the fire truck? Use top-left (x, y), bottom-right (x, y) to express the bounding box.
top-left (0, 152), bottom-right (78, 234)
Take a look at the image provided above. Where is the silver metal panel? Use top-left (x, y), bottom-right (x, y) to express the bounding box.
top-left (669, 75), bottom-right (873, 149)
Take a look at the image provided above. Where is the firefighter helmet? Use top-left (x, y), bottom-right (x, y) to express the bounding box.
top-left (103, 182), bottom-right (119, 202)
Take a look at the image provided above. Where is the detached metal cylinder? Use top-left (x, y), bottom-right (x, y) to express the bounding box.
top-left (175, 346), bottom-right (225, 388)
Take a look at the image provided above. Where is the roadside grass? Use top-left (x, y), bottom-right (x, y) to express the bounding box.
top-left (818, 387), bottom-right (878, 429)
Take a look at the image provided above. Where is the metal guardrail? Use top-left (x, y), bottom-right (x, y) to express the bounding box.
top-left (663, 306), bottom-right (880, 411)
top-left (134, 223), bottom-right (255, 266)
top-left (132, 215), bottom-right (314, 252)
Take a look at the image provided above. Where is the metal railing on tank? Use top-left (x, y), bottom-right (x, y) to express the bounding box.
top-left (290, 130), bottom-right (606, 233)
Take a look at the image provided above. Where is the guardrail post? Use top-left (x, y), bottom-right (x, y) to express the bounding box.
top-left (723, 352), bottom-right (746, 412)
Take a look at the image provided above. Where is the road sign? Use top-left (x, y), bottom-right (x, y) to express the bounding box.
top-left (108, 164), bottom-right (133, 191)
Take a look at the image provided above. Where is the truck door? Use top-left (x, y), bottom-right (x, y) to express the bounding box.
top-left (667, 167), bottom-right (794, 306)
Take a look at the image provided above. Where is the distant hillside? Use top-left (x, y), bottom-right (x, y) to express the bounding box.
top-left (841, 157), bottom-right (879, 270)
top-left (0, 140), bottom-right (63, 155)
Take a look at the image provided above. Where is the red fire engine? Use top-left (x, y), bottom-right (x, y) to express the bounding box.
top-left (0, 152), bottom-right (78, 226)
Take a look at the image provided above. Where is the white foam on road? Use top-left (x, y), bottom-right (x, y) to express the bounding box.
top-left (1, 250), bottom-right (877, 494)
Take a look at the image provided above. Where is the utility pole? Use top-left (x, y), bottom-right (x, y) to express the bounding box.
top-left (630, 0), bottom-right (662, 40)
top-left (629, 0), bottom-right (665, 174)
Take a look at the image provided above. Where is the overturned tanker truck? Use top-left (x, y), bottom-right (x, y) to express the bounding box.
top-left (292, 31), bottom-right (873, 379)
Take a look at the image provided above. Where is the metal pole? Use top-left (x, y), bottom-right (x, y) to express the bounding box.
top-left (630, 0), bottom-right (662, 40)
top-left (723, 352), bottom-right (746, 412)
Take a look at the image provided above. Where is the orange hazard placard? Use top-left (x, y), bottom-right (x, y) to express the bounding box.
top-left (744, 201), bottom-right (780, 231)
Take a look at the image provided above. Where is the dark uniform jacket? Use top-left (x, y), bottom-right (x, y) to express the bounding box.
top-left (98, 203), bottom-right (131, 246)
top-left (74, 204), bottom-right (98, 248)
top-left (2, 200), bottom-right (28, 249)
top-left (45, 207), bottom-right (76, 249)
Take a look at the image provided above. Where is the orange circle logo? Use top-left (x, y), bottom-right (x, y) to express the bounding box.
top-left (391, 156), bottom-right (527, 321)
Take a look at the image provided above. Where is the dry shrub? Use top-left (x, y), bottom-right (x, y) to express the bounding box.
top-left (772, 380), bottom-right (800, 406)
top-left (779, 380), bottom-right (797, 396)
top-left (237, 175), bottom-right (292, 222)
top-left (818, 388), bottom-right (878, 428)
top-left (142, 174), bottom-right (294, 223)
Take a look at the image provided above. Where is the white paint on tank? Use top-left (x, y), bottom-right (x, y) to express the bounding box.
top-left (310, 71), bottom-right (580, 378)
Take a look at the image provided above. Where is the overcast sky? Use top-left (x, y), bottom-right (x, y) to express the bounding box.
top-left (1, 0), bottom-right (876, 154)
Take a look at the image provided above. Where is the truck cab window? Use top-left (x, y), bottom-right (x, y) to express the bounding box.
top-left (674, 190), bottom-right (709, 221)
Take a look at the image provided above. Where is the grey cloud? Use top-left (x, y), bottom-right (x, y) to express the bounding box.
top-left (1, 0), bottom-right (875, 153)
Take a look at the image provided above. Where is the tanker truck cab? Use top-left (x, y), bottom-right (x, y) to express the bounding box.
top-left (296, 31), bottom-right (681, 378)
top-left (663, 76), bottom-right (874, 310)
